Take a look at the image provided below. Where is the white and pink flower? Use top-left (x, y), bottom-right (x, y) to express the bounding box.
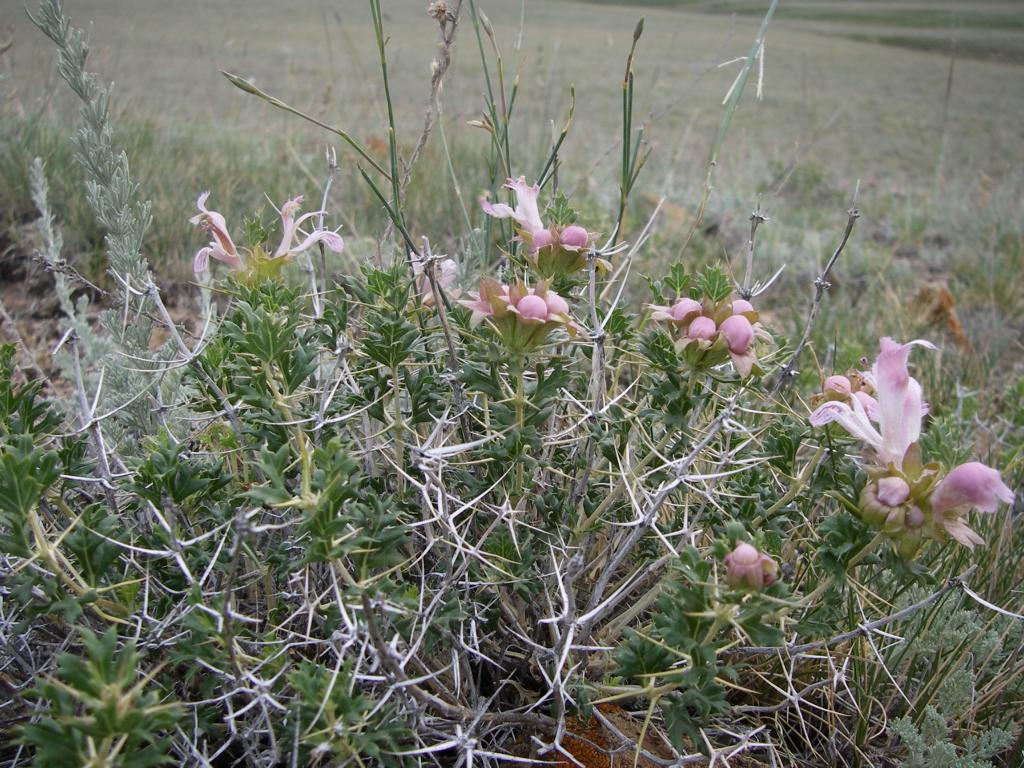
top-left (273, 195), bottom-right (344, 259)
top-left (930, 462), bottom-right (1015, 548)
top-left (191, 192), bottom-right (242, 273)
top-left (809, 338), bottom-right (934, 470)
top-left (812, 337), bottom-right (1014, 551)
top-left (480, 176), bottom-right (595, 277)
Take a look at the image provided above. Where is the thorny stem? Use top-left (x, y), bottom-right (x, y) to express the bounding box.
top-left (735, 565), bottom-right (978, 656)
top-left (568, 251), bottom-right (607, 509)
top-left (771, 182), bottom-right (861, 394)
top-left (400, 0), bottom-right (464, 193)
top-left (740, 199), bottom-right (767, 300)
top-left (392, 365), bottom-right (406, 495)
top-left (573, 430), bottom-right (674, 536)
top-left (26, 504), bottom-right (126, 624)
top-left (68, 333), bottom-right (121, 515)
top-left (513, 359), bottom-right (526, 503)
top-left (799, 530), bottom-right (885, 607)
top-left (145, 283), bottom-right (251, 472)
top-left (754, 444), bottom-right (826, 524)
top-left (421, 245), bottom-right (473, 443)
top-left (580, 391), bottom-right (744, 641)
top-left (360, 592), bottom-right (555, 729)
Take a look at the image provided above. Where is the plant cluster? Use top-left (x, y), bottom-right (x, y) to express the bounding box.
top-left (1, 1), bottom-right (1020, 766)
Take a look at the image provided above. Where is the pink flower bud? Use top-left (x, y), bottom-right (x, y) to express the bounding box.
top-left (931, 462), bottom-right (1014, 515)
top-left (560, 225), bottom-right (589, 249)
top-left (687, 315), bottom-right (717, 341)
top-left (545, 292), bottom-right (569, 316)
top-left (732, 299), bottom-right (754, 315)
top-left (724, 542), bottom-right (778, 590)
top-left (670, 298), bottom-right (703, 323)
top-left (876, 476), bottom-right (911, 507)
top-left (824, 375), bottom-right (852, 396)
top-left (516, 294), bottom-right (549, 321)
top-left (532, 228), bottom-right (555, 251)
top-left (905, 506), bottom-right (925, 529)
top-left (719, 314), bottom-right (754, 354)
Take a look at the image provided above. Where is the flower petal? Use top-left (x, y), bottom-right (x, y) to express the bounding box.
top-left (193, 246), bottom-right (212, 274)
top-left (873, 337), bottom-right (935, 467)
top-left (940, 516), bottom-right (985, 549)
top-left (480, 199), bottom-right (516, 219)
top-left (290, 229), bottom-right (345, 255)
top-left (931, 462), bottom-right (1015, 515)
top-left (505, 176), bottom-right (545, 234)
top-left (809, 398), bottom-right (884, 454)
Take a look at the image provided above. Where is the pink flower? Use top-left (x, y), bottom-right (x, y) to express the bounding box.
top-left (809, 337), bottom-right (935, 469)
top-left (480, 176), bottom-right (545, 238)
top-left (459, 281), bottom-right (577, 350)
top-left (515, 294), bottom-right (548, 320)
top-left (732, 299), bottom-right (755, 315)
top-left (480, 177), bottom-right (594, 266)
top-left (853, 391), bottom-right (880, 421)
top-left (560, 225), bottom-right (590, 250)
top-left (273, 195), bottom-right (344, 259)
top-left (459, 278), bottom-right (511, 327)
top-left (545, 292), bottom-right (570, 316)
top-left (930, 462), bottom-right (1015, 547)
top-left (860, 475), bottom-right (921, 537)
top-left (505, 284), bottom-right (573, 326)
top-left (648, 294), bottom-right (766, 378)
top-left (687, 316), bottom-right (717, 341)
top-left (648, 298), bottom-right (702, 325)
top-left (190, 192), bottom-right (242, 273)
top-left (824, 375), bottom-right (852, 396)
top-left (724, 542), bottom-right (778, 590)
top-left (532, 228), bottom-right (555, 250)
top-left (719, 314), bottom-right (754, 355)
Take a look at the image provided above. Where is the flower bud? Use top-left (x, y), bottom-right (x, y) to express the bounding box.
top-left (860, 475), bottom-right (911, 528)
top-left (724, 542), bottom-right (778, 590)
top-left (823, 375), bottom-right (852, 396)
top-left (732, 298), bottom-right (754, 315)
top-left (876, 476), bottom-right (910, 507)
top-left (516, 294), bottom-right (548, 321)
top-left (670, 298), bottom-right (702, 323)
top-left (719, 314), bottom-right (754, 354)
top-left (545, 292), bottom-right (569, 316)
top-left (531, 228), bottom-right (555, 251)
top-left (905, 506), bottom-right (925, 529)
top-left (560, 225), bottom-right (589, 249)
top-left (687, 315), bottom-right (717, 341)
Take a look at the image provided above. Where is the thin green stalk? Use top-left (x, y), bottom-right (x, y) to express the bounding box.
top-left (679, 0), bottom-right (778, 254)
top-left (612, 18), bottom-right (646, 246)
top-left (538, 87), bottom-right (576, 189)
top-left (222, 71), bottom-right (390, 179)
top-left (369, 0), bottom-right (404, 230)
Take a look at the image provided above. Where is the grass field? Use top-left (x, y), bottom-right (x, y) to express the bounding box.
top-left (2, 0), bottom-right (1023, 387)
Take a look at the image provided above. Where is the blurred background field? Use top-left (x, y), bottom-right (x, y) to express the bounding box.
top-left (1, 0), bottom-right (1023, 406)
